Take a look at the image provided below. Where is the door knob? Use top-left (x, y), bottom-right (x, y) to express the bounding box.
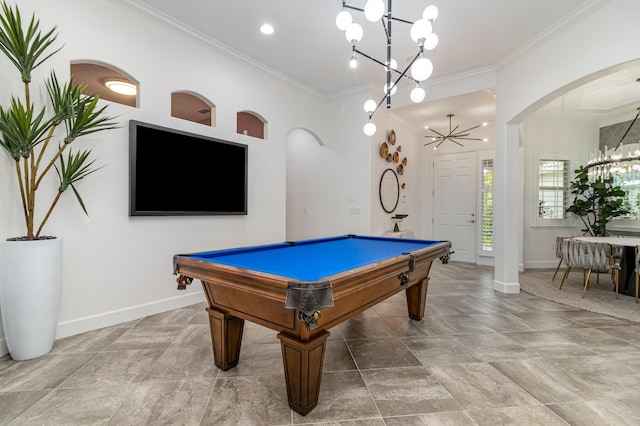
top-left (469, 220), bottom-right (475, 223)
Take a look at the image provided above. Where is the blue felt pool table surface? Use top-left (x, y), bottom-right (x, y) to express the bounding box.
top-left (187, 235), bottom-right (442, 282)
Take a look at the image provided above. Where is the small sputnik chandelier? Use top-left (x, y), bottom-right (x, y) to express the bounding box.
top-left (424, 114), bottom-right (488, 149)
top-left (335, 1), bottom-right (440, 136)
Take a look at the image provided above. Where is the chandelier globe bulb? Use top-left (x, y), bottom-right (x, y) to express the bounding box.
top-left (423, 5), bottom-right (439, 21)
top-left (336, 10), bottom-right (352, 31)
top-left (345, 22), bottom-right (363, 43)
top-left (364, 99), bottom-right (377, 113)
top-left (410, 86), bottom-right (425, 103)
top-left (424, 33), bottom-right (439, 50)
top-left (364, 121), bottom-right (377, 136)
top-left (410, 19), bottom-right (432, 43)
top-left (411, 57), bottom-right (433, 81)
top-left (364, 0), bottom-right (385, 22)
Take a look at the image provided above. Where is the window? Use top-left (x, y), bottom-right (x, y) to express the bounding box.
top-left (613, 172), bottom-right (640, 220)
top-left (480, 159), bottom-right (493, 252)
top-left (538, 159), bottom-right (569, 219)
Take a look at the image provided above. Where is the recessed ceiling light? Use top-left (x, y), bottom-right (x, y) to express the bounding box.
top-left (260, 24), bottom-right (274, 35)
top-left (105, 80), bottom-right (137, 96)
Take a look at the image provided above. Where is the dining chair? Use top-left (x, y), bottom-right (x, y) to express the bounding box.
top-left (552, 235), bottom-right (573, 281)
top-left (559, 238), bottom-right (583, 291)
top-left (581, 242), bottom-right (619, 299)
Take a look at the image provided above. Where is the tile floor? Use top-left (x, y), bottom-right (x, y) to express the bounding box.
top-left (1, 262), bottom-right (640, 425)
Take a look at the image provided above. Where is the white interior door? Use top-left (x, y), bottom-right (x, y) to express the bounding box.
top-left (433, 152), bottom-right (477, 263)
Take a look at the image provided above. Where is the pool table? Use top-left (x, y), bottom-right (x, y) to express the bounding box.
top-left (173, 235), bottom-right (451, 415)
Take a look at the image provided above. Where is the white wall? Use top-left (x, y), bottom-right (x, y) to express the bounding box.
top-left (286, 128), bottom-right (367, 240)
top-left (521, 117), bottom-right (597, 269)
top-left (369, 109), bottom-right (425, 237)
top-left (285, 88), bottom-right (373, 240)
top-left (0, 0), bottom-right (329, 354)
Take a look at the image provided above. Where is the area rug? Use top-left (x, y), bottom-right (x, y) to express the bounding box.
top-left (519, 269), bottom-right (640, 323)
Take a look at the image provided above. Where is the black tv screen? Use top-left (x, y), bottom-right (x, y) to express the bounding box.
top-left (129, 120), bottom-right (248, 216)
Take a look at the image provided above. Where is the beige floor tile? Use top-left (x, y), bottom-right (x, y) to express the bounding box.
top-left (107, 379), bottom-right (214, 425)
top-left (13, 385), bottom-right (135, 425)
top-left (429, 362), bottom-right (539, 410)
top-left (201, 375), bottom-right (291, 425)
top-left (361, 366), bottom-right (461, 416)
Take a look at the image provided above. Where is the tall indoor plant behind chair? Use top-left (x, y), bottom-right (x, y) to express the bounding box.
top-left (565, 165), bottom-right (629, 237)
top-left (0, 2), bottom-right (117, 360)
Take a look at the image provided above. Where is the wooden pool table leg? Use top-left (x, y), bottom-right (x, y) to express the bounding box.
top-left (405, 277), bottom-right (429, 320)
top-left (277, 330), bottom-right (330, 416)
top-left (207, 308), bottom-right (244, 371)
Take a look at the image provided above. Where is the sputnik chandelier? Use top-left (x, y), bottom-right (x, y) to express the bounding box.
top-left (335, 0), bottom-right (440, 136)
top-left (424, 114), bottom-right (488, 149)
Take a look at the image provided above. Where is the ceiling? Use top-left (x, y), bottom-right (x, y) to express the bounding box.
top-left (128, 0), bottom-right (640, 137)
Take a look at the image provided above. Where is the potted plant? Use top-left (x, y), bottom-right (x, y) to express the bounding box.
top-left (0, 2), bottom-right (117, 360)
top-left (565, 165), bottom-right (629, 236)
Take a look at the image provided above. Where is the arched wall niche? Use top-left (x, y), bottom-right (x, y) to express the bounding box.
top-left (70, 61), bottom-right (138, 107)
top-left (286, 128), bottom-right (325, 146)
top-left (171, 91), bottom-right (216, 126)
top-left (237, 111), bottom-right (267, 139)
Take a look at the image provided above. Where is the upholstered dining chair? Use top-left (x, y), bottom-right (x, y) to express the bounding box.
top-left (559, 238), bottom-right (579, 290)
top-left (581, 242), bottom-right (620, 299)
top-left (552, 235), bottom-right (574, 281)
top-left (559, 240), bottom-right (620, 299)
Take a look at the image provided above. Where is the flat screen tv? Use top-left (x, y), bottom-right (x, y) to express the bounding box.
top-left (129, 120), bottom-right (248, 216)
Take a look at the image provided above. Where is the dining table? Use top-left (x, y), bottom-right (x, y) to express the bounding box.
top-left (574, 236), bottom-right (640, 296)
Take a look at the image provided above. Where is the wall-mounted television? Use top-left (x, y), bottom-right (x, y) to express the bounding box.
top-left (129, 120), bottom-right (248, 216)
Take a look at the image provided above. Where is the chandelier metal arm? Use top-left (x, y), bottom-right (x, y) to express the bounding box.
top-left (353, 48), bottom-right (420, 84)
top-left (381, 14), bottom-right (391, 44)
top-left (426, 129), bottom-right (449, 139)
top-left (614, 110), bottom-right (640, 151)
top-left (354, 48), bottom-right (387, 69)
top-left (424, 137), bottom-right (465, 147)
top-left (456, 123), bottom-right (485, 134)
top-left (342, 2), bottom-right (414, 25)
top-left (390, 16), bottom-right (414, 25)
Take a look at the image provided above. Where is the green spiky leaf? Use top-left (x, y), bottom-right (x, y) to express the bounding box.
top-left (0, 1), bottom-right (62, 82)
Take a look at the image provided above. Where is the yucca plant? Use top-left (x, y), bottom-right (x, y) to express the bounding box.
top-left (0, 1), bottom-right (117, 239)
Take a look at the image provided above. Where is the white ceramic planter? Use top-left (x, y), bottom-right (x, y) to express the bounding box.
top-left (0, 238), bottom-right (62, 360)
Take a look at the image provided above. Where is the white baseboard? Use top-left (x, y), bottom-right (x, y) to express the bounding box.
top-left (476, 256), bottom-right (494, 267)
top-left (524, 260), bottom-right (560, 269)
top-left (55, 291), bottom-right (205, 340)
top-left (493, 279), bottom-right (520, 294)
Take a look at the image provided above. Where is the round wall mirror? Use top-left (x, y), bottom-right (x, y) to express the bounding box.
top-left (379, 168), bottom-right (399, 213)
